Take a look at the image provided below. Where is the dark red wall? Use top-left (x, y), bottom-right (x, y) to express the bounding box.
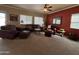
top-left (47, 6), bottom-right (79, 37)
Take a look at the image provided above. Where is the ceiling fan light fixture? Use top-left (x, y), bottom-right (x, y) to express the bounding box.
top-left (43, 8), bottom-right (48, 12)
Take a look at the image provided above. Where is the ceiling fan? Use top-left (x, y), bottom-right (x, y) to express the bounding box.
top-left (43, 4), bottom-right (53, 12)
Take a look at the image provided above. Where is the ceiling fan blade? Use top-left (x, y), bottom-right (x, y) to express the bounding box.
top-left (48, 9), bottom-right (52, 11)
top-left (48, 6), bottom-right (52, 8)
top-left (43, 4), bottom-right (52, 12)
top-left (44, 4), bottom-right (48, 8)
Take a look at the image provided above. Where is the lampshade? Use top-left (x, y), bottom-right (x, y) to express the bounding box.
top-left (48, 25), bottom-right (51, 28)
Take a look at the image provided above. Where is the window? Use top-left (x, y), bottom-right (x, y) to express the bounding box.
top-left (34, 17), bottom-right (44, 26)
top-left (53, 17), bottom-right (61, 24)
top-left (20, 15), bottom-right (33, 24)
top-left (0, 13), bottom-right (6, 26)
top-left (70, 13), bottom-right (79, 29)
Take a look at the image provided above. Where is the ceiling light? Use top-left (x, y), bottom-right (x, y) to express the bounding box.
top-left (43, 8), bottom-right (48, 12)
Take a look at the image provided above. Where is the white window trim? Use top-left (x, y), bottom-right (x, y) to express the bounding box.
top-left (70, 13), bottom-right (79, 29)
top-left (0, 11), bottom-right (7, 26)
top-left (53, 17), bottom-right (61, 25)
top-left (34, 16), bottom-right (44, 26)
top-left (20, 14), bottom-right (33, 24)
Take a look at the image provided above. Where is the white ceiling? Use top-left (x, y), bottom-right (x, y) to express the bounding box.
top-left (11, 4), bottom-right (77, 14)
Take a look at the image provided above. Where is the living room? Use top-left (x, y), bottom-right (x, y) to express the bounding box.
top-left (0, 4), bottom-right (79, 55)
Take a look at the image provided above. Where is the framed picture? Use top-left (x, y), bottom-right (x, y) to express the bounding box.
top-left (10, 14), bottom-right (18, 21)
top-left (53, 16), bottom-right (62, 25)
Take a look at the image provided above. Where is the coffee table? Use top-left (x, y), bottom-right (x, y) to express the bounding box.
top-left (18, 30), bottom-right (30, 39)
